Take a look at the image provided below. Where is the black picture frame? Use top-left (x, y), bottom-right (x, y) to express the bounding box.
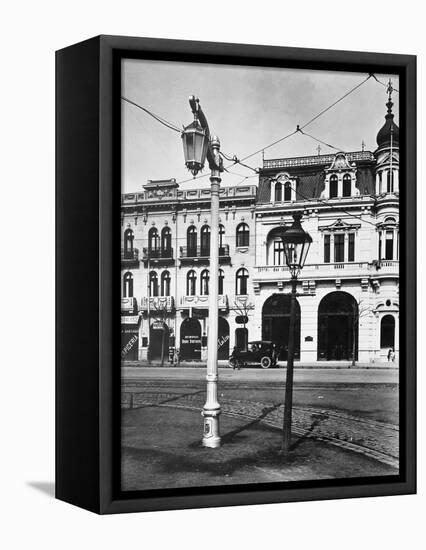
top-left (56, 35), bottom-right (416, 514)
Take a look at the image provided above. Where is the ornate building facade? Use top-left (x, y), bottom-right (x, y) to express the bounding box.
top-left (121, 97), bottom-right (399, 364)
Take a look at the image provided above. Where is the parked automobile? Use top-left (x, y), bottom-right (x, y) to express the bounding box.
top-left (228, 340), bottom-right (278, 369)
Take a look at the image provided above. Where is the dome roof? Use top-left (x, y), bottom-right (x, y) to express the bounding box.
top-left (376, 98), bottom-right (399, 148)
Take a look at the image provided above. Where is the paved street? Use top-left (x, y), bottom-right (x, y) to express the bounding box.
top-left (121, 366), bottom-right (399, 490)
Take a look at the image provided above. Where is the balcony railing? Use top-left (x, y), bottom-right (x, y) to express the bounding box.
top-left (254, 261), bottom-right (399, 282)
top-left (142, 247), bottom-right (174, 262)
top-left (140, 296), bottom-right (175, 311)
top-left (179, 244), bottom-right (230, 262)
top-left (121, 248), bottom-right (139, 264)
top-left (121, 297), bottom-right (137, 313)
top-left (180, 294), bottom-right (229, 311)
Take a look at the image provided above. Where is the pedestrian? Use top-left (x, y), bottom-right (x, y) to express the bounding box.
top-left (390, 347), bottom-right (396, 362)
top-left (387, 348), bottom-right (393, 362)
top-left (173, 347), bottom-right (180, 367)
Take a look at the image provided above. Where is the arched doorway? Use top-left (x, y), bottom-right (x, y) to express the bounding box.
top-left (380, 315), bottom-right (395, 349)
top-left (218, 317), bottom-right (230, 360)
top-left (149, 322), bottom-right (169, 362)
top-left (180, 318), bottom-right (202, 361)
top-left (318, 291), bottom-right (358, 361)
top-left (262, 294), bottom-right (300, 360)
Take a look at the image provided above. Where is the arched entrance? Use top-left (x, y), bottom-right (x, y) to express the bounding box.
top-left (380, 315), bottom-right (395, 349)
top-left (218, 317), bottom-right (230, 360)
top-left (318, 291), bottom-right (358, 361)
top-left (180, 318), bottom-right (202, 361)
top-left (149, 322), bottom-right (169, 362)
top-left (262, 294), bottom-right (300, 360)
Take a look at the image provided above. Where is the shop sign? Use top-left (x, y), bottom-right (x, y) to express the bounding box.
top-left (121, 315), bottom-right (140, 325)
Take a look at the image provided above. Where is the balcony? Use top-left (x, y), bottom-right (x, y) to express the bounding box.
top-left (121, 297), bottom-right (137, 314)
top-left (121, 248), bottom-right (139, 266)
top-left (253, 261), bottom-right (399, 284)
top-left (142, 247), bottom-right (174, 265)
top-left (180, 294), bottom-right (229, 311)
top-left (139, 296), bottom-right (175, 312)
top-left (179, 244), bottom-right (231, 264)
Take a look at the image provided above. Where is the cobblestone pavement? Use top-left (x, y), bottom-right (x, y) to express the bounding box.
top-left (121, 390), bottom-right (399, 468)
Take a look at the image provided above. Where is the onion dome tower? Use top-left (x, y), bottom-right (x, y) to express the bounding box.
top-left (374, 80), bottom-right (399, 195)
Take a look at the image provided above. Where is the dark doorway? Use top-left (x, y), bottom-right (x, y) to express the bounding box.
top-left (317, 291), bottom-right (358, 361)
top-left (218, 317), bottom-right (230, 360)
top-left (380, 315), bottom-right (395, 349)
top-left (121, 328), bottom-right (138, 361)
top-left (149, 322), bottom-right (169, 362)
top-left (180, 318), bottom-right (202, 361)
top-left (235, 327), bottom-right (248, 351)
top-left (262, 294), bottom-right (300, 360)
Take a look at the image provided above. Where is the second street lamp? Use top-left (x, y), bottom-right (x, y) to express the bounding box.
top-left (182, 96), bottom-right (223, 448)
top-left (279, 213), bottom-right (312, 453)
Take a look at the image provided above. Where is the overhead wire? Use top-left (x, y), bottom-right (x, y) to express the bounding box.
top-left (122, 73), bottom-right (391, 227)
top-left (121, 96), bottom-right (182, 133)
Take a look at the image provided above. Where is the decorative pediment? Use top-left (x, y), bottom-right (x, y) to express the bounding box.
top-left (275, 172), bottom-right (294, 183)
top-left (318, 218), bottom-right (361, 232)
top-left (376, 150), bottom-right (399, 168)
top-left (325, 152), bottom-right (355, 173)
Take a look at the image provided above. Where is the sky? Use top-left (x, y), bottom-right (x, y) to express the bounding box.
top-left (121, 59), bottom-right (399, 193)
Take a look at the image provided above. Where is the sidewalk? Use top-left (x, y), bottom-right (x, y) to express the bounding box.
top-left (121, 397), bottom-right (398, 492)
top-left (123, 359), bottom-right (399, 369)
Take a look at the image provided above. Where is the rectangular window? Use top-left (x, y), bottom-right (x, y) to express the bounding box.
top-left (385, 231), bottom-right (394, 260)
top-left (334, 234), bottom-right (344, 263)
top-left (348, 233), bottom-right (355, 262)
top-left (274, 240), bottom-right (285, 265)
top-left (378, 232), bottom-right (382, 259)
top-left (324, 234), bottom-right (330, 263)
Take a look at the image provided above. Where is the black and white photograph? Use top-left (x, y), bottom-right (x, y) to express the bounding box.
top-left (120, 59), bottom-right (401, 492)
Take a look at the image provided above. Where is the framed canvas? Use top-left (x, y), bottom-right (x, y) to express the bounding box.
top-left (56, 35), bottom-right (416, 514)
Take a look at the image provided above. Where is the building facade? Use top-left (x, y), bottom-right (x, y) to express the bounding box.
top-left (121, 98), bottom-right (400, 364)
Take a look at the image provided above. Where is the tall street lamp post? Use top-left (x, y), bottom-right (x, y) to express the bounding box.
top-left (181, 96), bottom-right (223, 448)
top-left (279, 213), bottom-right (312, 453)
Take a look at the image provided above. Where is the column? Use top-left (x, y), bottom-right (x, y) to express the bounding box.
top-left (337, 175), bottom-right (343, 198)
top-left (394, 170), bottom-right (399, 192)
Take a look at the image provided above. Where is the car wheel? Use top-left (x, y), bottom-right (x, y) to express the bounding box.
top-left (260, 356), bottom-right (272, 369)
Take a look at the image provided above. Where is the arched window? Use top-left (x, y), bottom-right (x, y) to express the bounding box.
top-left (236, 223), bottom-right (249, 247)
top-left (200, 225), bottom-right (210, 256)
top-left (218, 269), bottom-right (224, 295)
top-left (200, 269), bottom-right (209, 295)
top-left (329, 175), bottom-right (338, 198)
top-left (236, 268), bottom-right (249, 295)
top-left (123, 272), bottom-right (133, 297)
top-left (187, 226), bottom-right (197, 257)
top-left (161, 270), bottom-right (171, 296)
top-left (284, 181), bottom-right (292, 201)
top-left (380, 315), bottom-right (395, 349)
top-left (186, 270), bottom-right (197, 296)
top-left (161, 227), bottom-right (172, 256)
top-left (124, 229), bottom-right (134, 257)
top-left (275, 181), bottom-right (282, 202)
top-left (343, 174), bottom-right (351, 197)
top-left (387, 170), bottom-right (395, 193)
top-left (148, 227), bottom-right (160, 257)
top-left (149, 271), bottom-right (159, 297)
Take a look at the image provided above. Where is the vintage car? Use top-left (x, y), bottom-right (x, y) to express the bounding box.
top-left (228, 340), bottom-right (278, 369)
